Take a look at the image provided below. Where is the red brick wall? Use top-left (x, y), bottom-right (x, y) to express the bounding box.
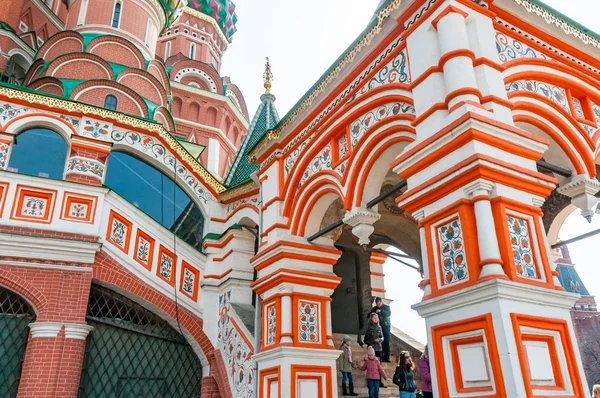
top-left (18, 331), bottom-right (87, 398)
top-left (93, 250), bottom-right (232, 397)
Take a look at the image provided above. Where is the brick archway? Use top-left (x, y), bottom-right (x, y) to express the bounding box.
top-left (93, 250), bottom-right (232, 398)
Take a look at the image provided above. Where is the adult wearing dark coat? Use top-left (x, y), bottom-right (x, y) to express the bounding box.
top-left (368, 297), bottom-right (392, 362)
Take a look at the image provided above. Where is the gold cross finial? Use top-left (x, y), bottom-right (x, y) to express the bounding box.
top-left (263, 57), bottom-right (273, 94)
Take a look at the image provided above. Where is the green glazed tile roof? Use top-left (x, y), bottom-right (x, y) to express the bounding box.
top-left (224, 92), bottom-right (279, 187)
top-left (557, 264), bottom-right (590, 296)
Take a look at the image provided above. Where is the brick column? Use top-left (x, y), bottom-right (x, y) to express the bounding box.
top-left (65, 136), bottom-right (112, 186)
top-left (200, 376), bottom-right (220, 398)
top-left (18, 323), bottom-right (92, 398)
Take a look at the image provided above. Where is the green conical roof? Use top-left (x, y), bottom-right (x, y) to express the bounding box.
top-left (224, 93), bottom-right (279, 187)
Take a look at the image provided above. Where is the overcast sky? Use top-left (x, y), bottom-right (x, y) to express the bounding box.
top-left (221, 0), bottom-right (600, 344)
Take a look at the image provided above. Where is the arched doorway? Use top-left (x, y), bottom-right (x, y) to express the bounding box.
top-left (0, 286), bottom-right (36, 397)
top-left (78, 284), bottom-right (202, 397)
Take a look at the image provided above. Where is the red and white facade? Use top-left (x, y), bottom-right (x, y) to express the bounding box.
top-left (1, 0), bottom-right (599, 397)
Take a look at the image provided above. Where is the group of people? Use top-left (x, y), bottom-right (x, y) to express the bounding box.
top-left (338, 297), bottom-right (433, 398)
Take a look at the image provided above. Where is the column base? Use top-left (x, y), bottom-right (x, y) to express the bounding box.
top-left (413, 279), bottom-right (589, 398)
top-left (255, 347), bottom-right (342, 398)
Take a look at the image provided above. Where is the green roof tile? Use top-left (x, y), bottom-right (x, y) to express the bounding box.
top-left (224, 92), bottom-right (279, 187)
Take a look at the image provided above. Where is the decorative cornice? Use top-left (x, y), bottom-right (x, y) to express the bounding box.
top-left (513, 0), bottom-right (600, 49)
top-left (183, 7), bottom-right (230, 48)
top-left (219, 180), bottom-right (258, 202)
top-left (0, 86), bottom-right (226, 193)
top-left (247, 0), bottom-right (403, 163)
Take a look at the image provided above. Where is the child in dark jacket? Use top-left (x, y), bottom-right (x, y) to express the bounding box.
top-left (338, 335), bottom-right (358, 396)
top-left (357, 346), bottom-right (387, 398)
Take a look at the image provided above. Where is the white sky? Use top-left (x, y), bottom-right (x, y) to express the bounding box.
top-left (221, 0), bottom-right (600, 344)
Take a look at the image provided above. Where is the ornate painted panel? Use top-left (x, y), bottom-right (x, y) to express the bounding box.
top-left (10, 186), bottom-right (57, 224)
top-left (495, 31), bottom-right (551, 63)
top-left (266, 302), bottom-right (277, 346)
top-left (0, 141), bottom-right (10, 170)
top-left (66, 157), bottom-right (105, 179)
top-left (436, 218), bottom-right (469, 285)
top-left (217, 291), bottom-right (255, 398)
top-left (507, 215), bottom-right (538, 279)
top-left (60, 192), bottom-right (97, 224)
top-left (298, 300), bottom-right (319, 343)
top-left (80, 118), bottom-right (111, 140)
top-left (505, 80), bottom-right (570, 113)
top-left (156, 245), bottom-right (177, 286)
top-left (349, 102), bottom-right (415, 147)
top-left (133, 229), bottom-right (155, 270)
top-left (298, 145), bottom-right (332, 188)
top-left (179, 261), bottom-right (199, 301)
top-left (105, 210), bottom-right (133, 253)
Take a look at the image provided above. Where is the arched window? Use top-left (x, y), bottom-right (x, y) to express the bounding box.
top-left (105, 152), bottom-right (204, 249)
top-left (104, 95), bottom-right (118, 111)
top-left (8, 128), bottom-right (67, 179)
top-left (164, 41), bottom-right (171, 60)
top-left (189, 43), bottom-right (196, 60)
top-left (77, 0), bottom-right (88, 25)
top-left (206, 107), bottom-right (217, 126)
top-left (0, 286), bottom-right (36, 397)
top-left (78, 285), bottom-right (201, 395)
top-left (111, 1), bottom-right (122, 28)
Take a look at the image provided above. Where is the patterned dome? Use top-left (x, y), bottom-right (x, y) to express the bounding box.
top-left (161, 0), bottom-right (187, 28)
top-left (187, 0), bottom-right (238, 42)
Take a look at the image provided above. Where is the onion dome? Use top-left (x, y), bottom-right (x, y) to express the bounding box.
top-left (187, 0), bottom-right (238, 42)
top-left (160, 0), bottom-right (188, 28)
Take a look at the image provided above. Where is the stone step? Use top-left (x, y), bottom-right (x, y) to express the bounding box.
top-left (333, 333), bottom-right (400, 398)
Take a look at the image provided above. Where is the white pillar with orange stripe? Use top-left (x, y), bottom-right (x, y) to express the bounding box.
top-left (395, 1), bottom-right (590, 397)
top-left (251, 238), bottom-right (342, 398)
top-left (370, 251), bottom-right (387, 298)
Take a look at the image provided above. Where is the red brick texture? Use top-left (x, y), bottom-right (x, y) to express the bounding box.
top-left (0, 225), bottom-right (100, 243)
top-left (18, 331), bottom-right (87, 398)
top-left (93, 250), bottom-right (232, 398)
top-left (200, 376), bottom-right (220, 398)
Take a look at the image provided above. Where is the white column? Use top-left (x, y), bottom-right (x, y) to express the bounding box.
top-left (280, 285), bottom-right (293, 344)
top-left (326, 300), bottom-right (333, 347)
top-left (465, 181), bottom-right (506, 278)
top-left (207, 137), bottom-right (221, 178)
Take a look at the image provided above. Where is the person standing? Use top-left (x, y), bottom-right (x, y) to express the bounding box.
top-left (357, 346), bottom-right (388, 398)
top-left (418, 345), bottom-right (433, 398)
top-left (338, 335), bottom-right (359, 396)
top-left (362, 313), bottom-right (386, 388)
top-left (369, 297), bottom-right (392, 362)
top-left (393, 351), bottom-right (417, 398)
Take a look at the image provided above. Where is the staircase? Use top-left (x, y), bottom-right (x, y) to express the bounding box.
top-left (333, 334), bottom-right (402, 397)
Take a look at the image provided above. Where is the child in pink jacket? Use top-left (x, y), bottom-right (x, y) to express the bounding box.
top-left (357, 346), bottom-right (387, 398)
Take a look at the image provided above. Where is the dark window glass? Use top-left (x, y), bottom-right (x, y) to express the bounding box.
top-left (112, 2), bottom-right (121, 27)
top-left (8, 128), bottom-right (67, 179)
top-left (104, 95), bottom-right (118, 111)
top-left (105, 152), bottom-right (204, 250)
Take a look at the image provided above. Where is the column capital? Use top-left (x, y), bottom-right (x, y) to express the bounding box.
top-left (343, 208), bottom-right (381, 245)
top-left (464, 179), bottom-right (495, 198)
top-left (557, 174), bottom-right (600, 221)
top-left (64, 323), bottom-right (94, 340)
top-left (28, 322), bottom-right (62, 338)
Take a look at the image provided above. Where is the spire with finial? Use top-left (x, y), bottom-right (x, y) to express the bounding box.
top-left (263, 57), bottom-right (273, 94)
